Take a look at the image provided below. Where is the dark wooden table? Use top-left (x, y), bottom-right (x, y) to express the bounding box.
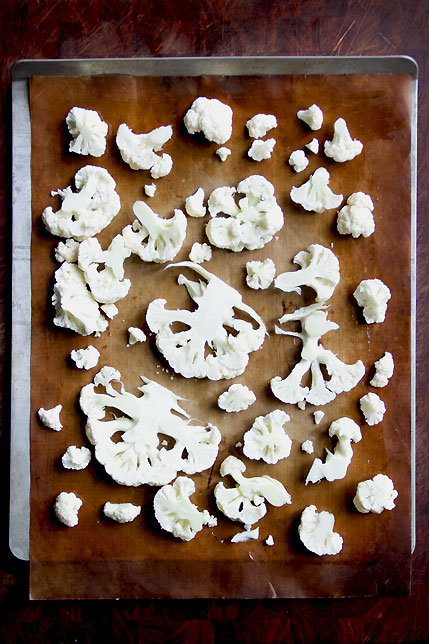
top-left (0, 1), bottom-right (427, 641)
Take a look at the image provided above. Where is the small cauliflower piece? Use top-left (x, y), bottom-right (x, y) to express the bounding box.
top-left (360, 392), bottom-right (386, 426)
top-left (70, 345), bottom-right (100, 370)
top-left (354, 278), bottom-right (391, 324)
top-left (290, 167), bottom-right (343, 213)
top-left (38, 404), bottom-right (63, 431)
top-left (116, 122), bottom-right (173, 178)
top-left (301, 440), bottom-right (314, 454)
top-left (214, 455), bottom-right (291, 525)
top-left (288, 150), bottom-right (309, 173)
top-left (189, 242), bottom-right (212, 264)
top-left (154, 476), bottom-right (217, 541)
top-left (246, 258), bottom-right (276, 290)
top-left (243, 410), bottom-right (292, 465)
top-left (78, 235), bottom-right (131, 305)
top-left (297, 104), bottom-right (324, 130)
top-left (231, 527), bottom-right (259, 543)
top-left (61, 446), bottom-right (91, 470)
top-left (248, 138), bottom-right (276, 161)
top-left (216, 147), bottom-right (231, 162)
top-left (306, 417), bottom-right (362, 484)
top-left (185, 187), bottom-right (206, 218)
top-left (298, 505), bottom-right (343, 556)
top-left (324, 117), bottom-right (363, 162)
top-left (127, 327), bottom-right (147, 345)
top-left (353, 473), bottom-right (398, 514)
top-left (370, 352), bottom-right (394, 388)
top-left (103, 501), bottom-right (141, 523)
top-left (144, 183), bottom-right (157, 198)
top-left (246, 113), bottom-right (277, 138)
top-left (218, 384), bottom-right (256, 413)
top-left (66, 107), bottom-right (108, 157)
top-left (337, 192), bottom-right (375, 238)
top-left (101, 303), bottom-right (118, 319)
top-left (184, 96), bottom-right (233, 144)
top-left (54, 492), bottom-right (82, 527)
top-left (306, 138), bottom-right (319, 154)
top-left (265, 534), bottom-right (274, 546)
top-left (313, 410), bottom-right (325, 425)
top-left (54, 238), bottom-right (80, 263)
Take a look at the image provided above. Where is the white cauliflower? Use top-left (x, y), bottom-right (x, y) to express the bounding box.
top-left (54, 492), bottom-right (82, 527)
top-left (290, 167), bottom-right (343, 213)
top-left (42, 166), bottom-right (121, 241)
top-left (306, 417), bottom-right (362, 484)
top-left (370, 352), bottom-right (394, 387)
top-left (301, 440), bottom-right (314, 454)
top-left (313, 410), bottom-right (325, 424)
top-left (61, 446), bottom-right (92, 470)
top-left (297, 104), bottom-right (324, 130)
top-left (144, 183), bottom-right (157, 198)
top-left (216, 147), bottom-right (231, 162)
top-left (243, 409), bottom-right (292, 465)
top-left (103, 502), bottom-right (141, 523)
top-left (246, 113), bottom-right (277, 138)
top-left (265, 534), bottom-right (275, 546)
top-left (116, 122), bottom-right (173, 178)
top-left (100, 303), bottom-right (118, 319)
top-left (324, 117), bottom-right (363, 162)
top-left (54, 238), bottom-right (80, 263)
top-left (70, 345), bottom-right (100, 370)
top-left (127, 327), bottom-right (147, 346)
top-left (66, 106), bottom-right (108, 157)
top-left (246, 258), bottom-right (276, 290)
top-left (218, 384), bottom-right (256, 413)
top-left (184, 96), bottom-right (233, 144)
top-left (185, 187), bottom-right (206, 218)
top-left (354, 278), bottom-right (391, 323)
top-left (189, 242), bottom-right (212, 264)
top-left (248, 138), bottom-right (276, 161)
top-left (231, 527), bottom-right (259, 543)
top-left (337, 192), bottom-right (375, 238)
top-left (298, 505), bottom-right (343, 556)
top-left (206, 175), bottom-right (284, 252)
top-left (306, 138), bottom-right (319, 154)
top-left (77, 235), bottom-right (131, 304)
top-left (37, 404), bottom-right (62, 431)
top-left (353, 473), bottom-right (398, 514)
top-left (288, 149), bottom-right (309, 173)
top-left (360, 392), bottom-right (386, 426)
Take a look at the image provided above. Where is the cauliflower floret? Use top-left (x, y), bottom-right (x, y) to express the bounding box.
top-left (77, 235), bottom-right (131, 304)
top-left (246, 258), bottom-right (276, 290)
top-left (116, 123), bottom-right (173, 178)
top-left (66, 106), bottom-right (108, 157)
top-left (184, 97), bottom-right (233, 144)
top-left (61, 446), bottom-right (92, 470)
top-left (248, 138), bottom-right (276, 161)
top-left (301, 440), bottom-right (314, 454)
top-left (353, 473), bottom-right (398, 514)
top-left (337, 192), bottom-right (375, 238)
top-left (288, 149), bottom-right (309, 173)
top-left (37, 404), bottom-right (63, 431)
top-left (306, 138), bottom-right (319, 154)
top-left (324, 117), bottom-right (363, 162)
top-left (313, 410), bottom-right (325, 424)
top-left (360, 392), bottom-right (386, 426)
top-left (354, 278), bottom-right (391, 323)
top-left (216, 147), bottom-right (231, 162)
top-left (70, 345), bottom-right (100, 370)
top-left (246, 113), bottom-right (277, 139)
top-left (144, 183), bottom-right (157, 198)
top-left (54, 238), bottom-right (80, 263)
top-left (297, 104), bottom-right (324, 130)
top-left (127, 327), bottom-right (147, 346)
top-left (189, 242), bottom-right (212, 264)
top-left (54, 492), bottom-right (82, 527)
top-left (290, 167), bottom-right (343, 213)
top-left (306, 417), bottom-right (362, 484)
top-left (231, 527), bottom-right (259, 543)
top-left (298, 505), bottom-right (343, 556)
top-left (185, 187), bottom-right (206, 218)
top-left (243, 409), bottom-right (292, 465)
top-left (103, 502), bottom-right (141, 523)
top-left (370, 352), bottom-right (394, 387)
top-left (218, 384), bottom-right (256, 412)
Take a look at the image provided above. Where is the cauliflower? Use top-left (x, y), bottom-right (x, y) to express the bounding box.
top-left (37, 404), bottom-right (62, 431)
top-left (42, 166), bottom-right (121, 241)
top-left (298, 505), bottom-right (343, 556)
top-left (360, 392), bottom-right (386, 426)
top-left (189, 242), bottom-right (212, 264)
top-left (288, 150), bottom-right (309, 173)
top-left (274, 244), bottom-right (340, 303)
top-left (116, 122), bottom-right (173, 178)
top-left (313, 410), bottom-right (325, 424)
top-left (297, 104), bottom-right (324, 130)
top-left (77, 235), bottom-right (131, 305)
top-left (337, 192), bottom-right (375, 238)
top-left (79, 366), bottom-right (221, 486)
top-left (243, 409), bottom-right (292, 464)
top-left (122, 201), bottom-right (187, 263)
top-left (354, 278), bottom-right (391, 323)
top-left (214, 455), bottom-right (291, 525)
top-left (324, 117), bottom-right (363, 162)
top-left (54, 492), bottom-right (82, 527)
top-left (146, 262), bottom-right (266, 380)
top-left (61, 446), bottom-right (92, 470)
top-left (290, 167), bottom-right (343, 213)
top-left (301, 440), bottom-right (314, 454)
top-left (370, 352), bottom-right (394, 387)
top-left (353, 473), bottom-right (398, 514)
top-left (265, 534), bottom-right (274, 546)
top-left (103, 502), bottom-right (141, 523)
top-left (218, 384), bottom-right (256, 413)
top-left (127, 327), bottom-right (146, 346)
top-left (306, 138), bottom-right (319, 154)
top-left (54, 238), bottom-right (80, 263)
top-left (248, 138), bottom-right (276, 161)
top-left (144, 183), bottom-right (157, 198)
top-left (306, 417), bottom-right (362, 484)
top-left (154, 476), bottom-right (217, 541)
top-left (185, 187), bottom-right (206, 218)
top-left (246, 113), bottom-right (277, 139)
top-left (100, 303), bottom-right (118, 319)
top-left (216, 147), bottom-right (231, 162)
top-left (206, 175), bottom-right (284, 252)
top-left (271, 305), bottom-right (365, 406)
top-left (66, 106), bottom-right (108, 157)
top-left (231, 527), bottom-right (259, 543)
top-left (184, 96), bottom-right (233, 144)
top-left (70, 345), bottom-right (100, 370)
top-left (246, 258), bottom-right (276, 290)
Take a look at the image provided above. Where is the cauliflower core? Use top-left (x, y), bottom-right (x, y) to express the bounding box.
top-left (354, 278), bottom-right (391, 324)
top-left (298, 505), bottom-right (343, 556)
top-left (353, 473), bottom-right (398, 514)
top-left (246, 258), bottom-right (276, 290)
top-left (243, 409), bottom-right (292, 465)
top-left (217, 384), bottom-right (256, 413)
top-left (66, 107), bottom-right (108, 157)
top-left (184, 96), bottom-right (233, 144)
top-left (306, 417), bottom-right (362, 484)
top-left (290, 167), bottom-right (343, 214)
top-left (116, 122), bottom-right (173, 178)
top-left (337, 192), bottom-right (375, 238)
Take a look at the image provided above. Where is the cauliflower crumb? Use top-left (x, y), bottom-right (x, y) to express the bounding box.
top-left (288, 149), bottom-right (309, 173)
top-left (297, 104), bottom-right (324, 130)
top-left (265, 534), bottom-right (275, 546)
top-left (337, 192), bottom-right (375, 238)
top-left (370, 352), bottom-right (394, 387)
top-left (313, 410), bottom-right (325, 425)
top-left (101, 303), bottom-right (119, 319)
top-left (62, 446), bottom-right (91, 470)
top-left (231, 527), bottom-right (259, 543)
top-left (306, 138), bottom-right (319, 154)
top-left (54, 492), bottom-right (82, 527)
top-left (245, 258), bottom-right (276, 290)
top-left (216, 147), bottom-right (231, 162)
top-left (127, 327), bottom-right (147, 346)
top-left (218, 384), bottom-right (256, 413)
top-left (189, 242), bottom-right (212, 264)
top-left (38, 404), bottom-right (62, 431)
top-left (297, 400), bottom-right (306, 411)
top-left (185, 187), bottom-right (206, 218)
top-left (354, 278), bottom-right (391, 324)
top-left (248, 138), bottom-right (276, 161)
top-left (360, 392), bottom-right (386, 426)
top-left (184, 97), bottom-right (233, 144)
top-left (246, 113), bottom-right (277, 138)
top-left (301, 440), bottom-right (314, 454)
top-left (70, 345), bottom-right (100, 370)
top-left (353, 473), bottom-right (398, 514)
top-left (144, 183), bottom-right (157, 198)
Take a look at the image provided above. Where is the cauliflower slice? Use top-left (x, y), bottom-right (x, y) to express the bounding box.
top-left (297, 104), bottom-right (324, 130)
top-left (231, 527), bottom-right (259, 543)
top-left (70, 345), bottom-right (100, 370)
top-left (337, 192), bottom-right (375, 238)
top-left (290, 167), bottom-right (343, 213)
top-left (61, 446), bottom-right (92, 470)
top-left (54, 492), bottom-right (82, 527)
top-left (354, 278), bottom-right (391, 324)
top-left (243, 409), bottom-right (292, 465)
top-left (38, 404), bottom-right (62, 431)
top-left (288, 150), bottom-right (309, 173)
top-left (298, 505), bottom-right (343, 556)
top-left (103, 502), bottom-right (141, 523)
top-left (301, 440), bottom-right (314, 454)
top-left (218, 384), bottom-right (256, 412)
top-left (246, 113), bottom-right (277, 139)
top-left (206, 175), bottom-right (284, 252)
top-left (42, 166), bottom-right (121, 241)
top-left (274, 244), bottom-right (340, 303)
top-left (184, 96), bottom-right (233, 144)
top-left (122, 201), bottom-right (187, 263)
top-left (77, 235), bottom-right (131, 304)
top-left (360, 392), bottom-right (386, 426)
top-left (353, 473), bottom-right (398, 514)
top-left (80, 366), bottom-right (221, 486)
top-left (324, 117), bottom-right (363, 162)
top-left (185, 187), bottom-right (206, 218)
top-left (306, 138), bottom-right (319, 154)
top-left (248, 138), bottom-right (276, 161)
top-left (116, 122), bottom-right (173, 178)
top-left (54, 238), bottom-right (80, 263)
top-left (189, 242), bottom-right (212, 264)
top-left (127, 327), bottom-right (146, 346)
top-left (146, 262), bottom-right (266, 380)
top-left (214, 455), bottom-right (291, 525)
top-left (306, 417), bottom-right (362, 484)
top-left (154, 476), bottom-right (217, 541)
top-left (246, 258), bottom-right (276, 290)
top-left (66, 106), bottom-right (108, 157)
top-left (370, 352), bottom-right (394, 388)
top-left (216, 147), bottom-right (231, 162)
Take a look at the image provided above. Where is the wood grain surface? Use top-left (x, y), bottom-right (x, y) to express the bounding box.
top-left (0, 0), bottom-right (428, 640)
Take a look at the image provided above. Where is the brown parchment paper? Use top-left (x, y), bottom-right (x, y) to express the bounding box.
top-left (28, 72), bottom-right (412, 599)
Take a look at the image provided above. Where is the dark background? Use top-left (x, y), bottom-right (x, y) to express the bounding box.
top-left (0, 0), bottom-right (427, 642)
